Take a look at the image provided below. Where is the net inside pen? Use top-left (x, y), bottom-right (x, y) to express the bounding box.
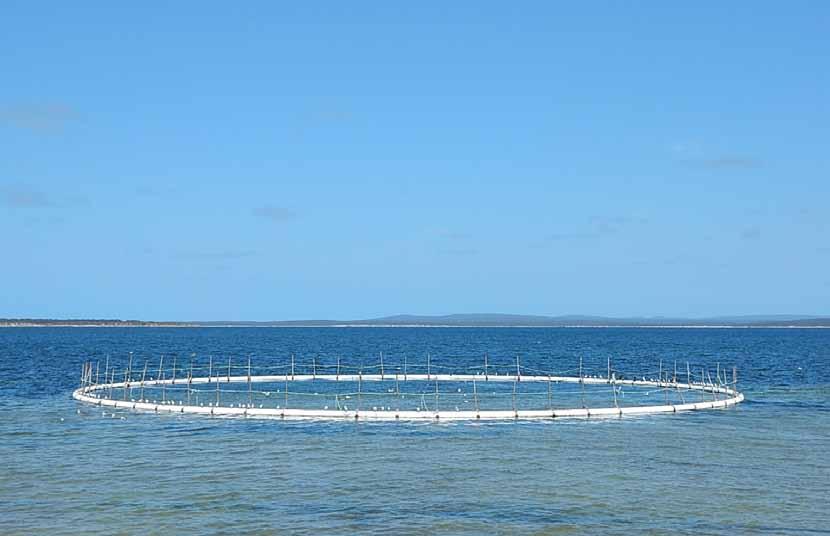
top-left (74, 354), bottom-right (743, 420)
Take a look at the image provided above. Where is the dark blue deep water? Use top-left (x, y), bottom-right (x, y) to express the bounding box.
top-left (2, 327), bottom-right (828, 535)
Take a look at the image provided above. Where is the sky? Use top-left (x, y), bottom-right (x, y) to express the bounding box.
top-left (1, 2), bottom-right (828, 321)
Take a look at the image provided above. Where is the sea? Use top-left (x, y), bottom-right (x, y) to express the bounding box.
top-left (1, 327), bottom-right (828, 535)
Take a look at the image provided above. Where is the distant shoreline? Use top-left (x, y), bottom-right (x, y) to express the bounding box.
top-left (1, 323), bottom-right (829, 329)
top-left (4, 313), bottom-right (829, 329)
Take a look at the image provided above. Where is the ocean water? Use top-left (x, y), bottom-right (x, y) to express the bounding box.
top-left (1, 327), bottom-right (828, 535)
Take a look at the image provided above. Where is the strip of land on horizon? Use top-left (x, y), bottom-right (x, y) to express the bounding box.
top-left (2, 314), bottom-right (829, 328)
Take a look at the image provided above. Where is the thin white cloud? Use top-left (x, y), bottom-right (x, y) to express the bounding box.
top-left (1, 184), bottom-right (54, 208)
top-left (0, 103), bottom-right (78, 132)
top-left (253, 205), bottom-right (297, 222)
top-left (740, 227), bottom-right (761, 240)
top-left (175, 250), bottom-right (256, 261)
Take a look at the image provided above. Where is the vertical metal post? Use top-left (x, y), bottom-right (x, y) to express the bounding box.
top-left (473, 378), bottom-right (479, 414)
top-left (247, 355), bottom-right (252, 408)
top-left (357, 366), bottom-right (362, 414)
top-left (516, 355), bottom-right (521, 381)
top-left (157, 355), bottom-right (165, 400)
top-left (104, 355), bottom-right (109, 390)
top-left (484, 352), bottom-right (489, 381)
top-left (123, 368), bottom-right (129, 401)
top-left (140, 362), bottom-right (148, 402)
top-left (227, 356), bottom-right (231, 382)
top-left (215, 373), bottom-right (221, 407)
top-left (612, 372), bottom-right (618, 409)
top-left (188, 358), bottom-right (193, 405)
top-left (434, 374), bottom-right (439, 415)
top-left (404, 354), bottom-right (407, 381)
top-left (291, 353), bottom-right (295, 380)
top-left (395, 371), bottom-right (401, 412)
top-left (127, 352), bottom-right (133, 384)
top-left (312, 356), bottom-right (317, 379)
top-left (548, 375), bottom-right (553, 413)
top-left (208, 355), bottom-right (213, 383)
top-left (687, 362), bottom-right (691, 388)
top-left (380, 352), bottom-right (384, 380)
top-left (95, 360), bottom-right (100, 386)
top-left (512, 377), bottom-right (517, 415)
top-left (171, 354), bottom-right (177, 384)
top-left (336, 355), bottom-right (340, 380)
top-left (579, 357), bottom-right (586, 408)
top-left (427, 353), bottom-right (431, 380)
top-left (284, 362), bottom-right (289, 411)
top-left (607, 357), bottom-right (611, 381)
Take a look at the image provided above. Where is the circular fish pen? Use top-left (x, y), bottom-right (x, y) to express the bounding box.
top-left (73, 354), bottom-right (744, 421)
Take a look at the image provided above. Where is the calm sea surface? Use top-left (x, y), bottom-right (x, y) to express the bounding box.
top-left (1, 327), bottom-right (828, 535)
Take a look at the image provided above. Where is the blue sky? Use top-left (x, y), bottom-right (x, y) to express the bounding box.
top-left (1, 2), bottom-right (828, 320)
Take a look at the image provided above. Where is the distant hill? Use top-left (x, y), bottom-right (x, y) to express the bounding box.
top-left (350, 314), bottom-right (830, 327)
top-left (2, 314), bottom-right (830, 327)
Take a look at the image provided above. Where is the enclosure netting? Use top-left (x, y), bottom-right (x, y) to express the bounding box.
top-left (74, 353), bottom-right (743, 420)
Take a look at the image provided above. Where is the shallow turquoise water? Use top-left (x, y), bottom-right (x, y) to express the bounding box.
top-left (2, 327), bottom-right (829, 534)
